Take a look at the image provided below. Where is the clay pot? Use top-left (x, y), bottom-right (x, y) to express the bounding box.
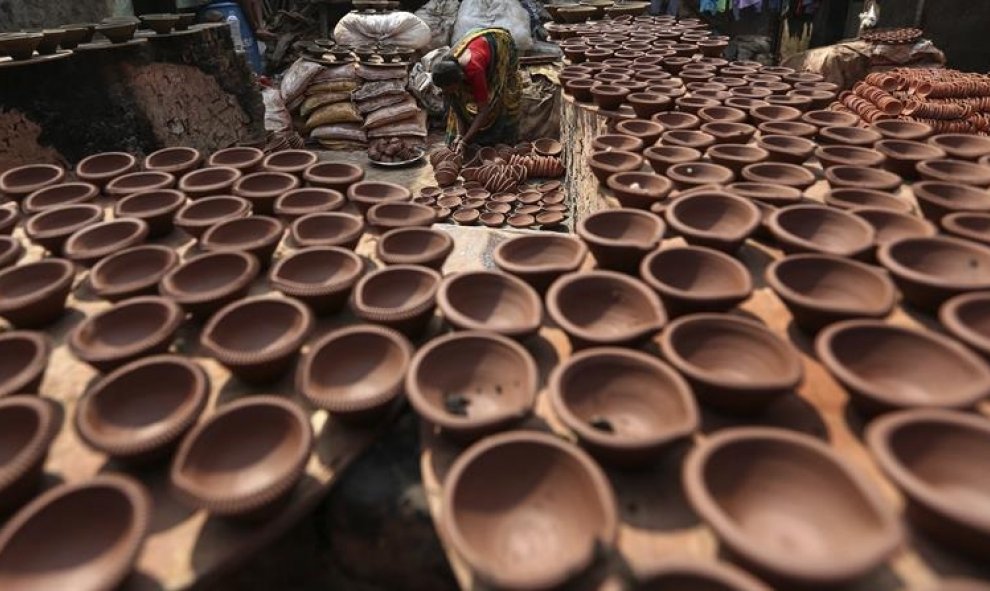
top-left (652, 111), bottom-right (700, 130)
top-left (96, 20), bottom-right (139, 43)
top-left (873, 140), bottom-right (946, 179)
top-left (0, 332), bottom-right (50, 398)
top-left (576, 208), bottom-right (663, 272)
top-left (615, 119), bottom-right (665, 146)
top-left (636, 560), bottom-right (772, 591)
top-left (0, 395), bottom-right (59, 513)
top-left (605, 171), bottom-right (673, 209)
top-left (74, 355), bottom-right (208, 462)
top-left (271, 188), bottom-right (344, 222)
top-left (627, 92), bottom-right (672, 119)
top-left (22, 182), bottom-right (99, 214)
top-left (61, 218), bottom-right (149, 268)
top-left (757, 121), bottom-right (817, 139)
top-left (666, 162), bottom-right (734, 191)
top-left (816, 145), bottom-right (884, 171)
top-left (912, 181), bottom-right (990, 222)
top-left (547, 270), bottom-right (666, 349)
top-left (877, 236), bottom-right (990, 311)
top-left (565, 78), bottom-right (597, 102)
top-left (0, 259), bottom-right (74, 328)
top-left (269, 246), bottom-right (363, 315)
top-left (700, 122), bottom-right (757, 145)
top-left (303, 162), bottom-right (365, 193)
top-left (942, 212), bottom-right (990, 246)
top-left (346, 181), bottom-right (412, 215)
top-left (824, 165), bottom-right (902, 193)
top-left (143, 147), bottom-right (202, 176)
top-left (533, 138), bottom-right (563, 157)
top-left (376, 227), bottom-right (453, 271)
top-left (928, 134), bottom-right (990, 162)
top-left (104, 171), bottom-right (176, 200)
top-left (643, 145), bottom-right (701, 175)
top-left (661, 130), bottom-right (716, 151)
top-left (201, 215), bottom-right (285, 265)
top-left (90, 245), bottom-right (179, 302)
top-left (296, 325), bottom-right (412, 423)
top-left (290, 212), bottom-right (365, 250)
top-left (158, 251), bottom-right (260, 320)
top-left (1, 164), bottom-right (65, 204)
top-left (824, 188), bottom-right (911, 213)
top-left (640, 245), bottom-right (752, 317)
top-left (114, 189), bottom-right (186, 238)
top-left (492, 234), bottom-right (588, 294)
top-left (683, 428), bottom-right (900, 586)
top-left (592, 134), bottom-right (645, 153)
top-left (852, 207), bottom-right (937, 245)
top-left (726, 182), bottom-right (802, 206)
top-left (0, 32), bottom-right (43, 60)
top-left (206, 146), bottom-right (264, 172)
top-left (917, 159), bottom-right (990, 188)
top-left (261, 150), bottom-right (319, 176)
top-left (768, 205), bottom-right (875, 259)
top-left (232, 172), bottom-right (301, 214)
top-left (818, 319), bottom-right (990, 414)
top-left (697, 106), bottom-right (747, 125)
top-left (706, 145), bottom-right (769, 175)
top-left (676, 96), bottom-right (719, 114)
top-left (750, 104), bottom-right (802, 125)
top-left (437, 271), bottom-right (542, 339)
top-left (666, 191), bottom-right (760, 253)
top-left (756, 134), bottom-right (816, 165)
top-left (75, 153), bottom-right (137, 188)
top-left (800, 109), bottom-right (859, 130)
top-left (178, 166), bottom-right (242, 199)
top-left (940, 291), bottom-right (990, 360)
top-left (588, 150), bottom-right (643, 183)
top-left (170, 396), bottom-right (313, 519)
top-left (818, 125), bottom-right (883, 147)
top-left (69, 296), bottom-right (183, 373)
top-left (591, 84), bottom-right (631, 111)
top-left (366, 202), bottom-right (436, 229)
top-left (0, 475), bottom-right (151, 588)
top-left (173, 195), bottom-right (251, 240)
top-left (351, 265), bottom-right (441, 338)
top-left (872, 119), bottom-right (934, 141)
top-left (549, 347), bottom-right (697, 465)
top-left (741, 162), bottom-right (816, 190)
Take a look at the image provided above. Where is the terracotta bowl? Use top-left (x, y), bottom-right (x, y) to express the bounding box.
top-left (667, 162), bottom-right (734, 191)
top-left (740, 162), bottom-right (815, 190)
top-left (591, 84), bottom-right (631, 111)
top-left (0, 475), bottom-right (151, 589)
top-left (683, 427), bottom-right (901, 586)
top-left (817, 319), bottom-right (990, 414)
top-left (818, 125), bottom-right (883, 147)
top-left (347, 181), bottom-right (412, 215)
top-left (636, 560), bottom-right (772, 591)
top-left (492, 234), bottom-right (588, 294)
top-left (351, 265), bottom-right (442, 338)
top-left (872, 119), bottom-right (934, 141)
top-left (757, 120), bottom-right (817, 139)
top-left (75, 153), bottom-right (136, 187)
top-left (74, 355), bottom-right (208, 462)
top-left (605, 171), bottom-right (673, 210)
top-left (800, 109), bottom-right (859, 129)
top-left (940, 291), bottom-right (990, 361)
top-left (143, 147), bottom-right (202, 176)
top-left (441, 431), bottom-right (616, 589)
top-left (917, 159), bottom-right (990, 188)
top-left (0, 236), bottom-right (23, 271)
top-left (69, 296), bottom-right (184, 373)
top-left (698, 105), bottom-right (747, 124)
top-left (170, 396), bottom-right (313, 518)
top-left (666, 191), bottom-right (760, 253)
top-left (269, 246), bottom-right (363, 315)
top-left (550, 347), bottom-right (697, 465)
top-left (201, 296), bottom-right (314, 383)
top-left (627, 92), bottom-right (673, 119)
top-left (877, 236), bottom-right (990, 312)
top-left (22, 182), bottom-right (99, 214)
top-left (615, 119), bottom-right (665, 146)
top-left (104, 171), bottom-right (176, 199)
top-left (661, 130), bottom-right (717, 151)
top-left (943, 212), bottom-right (990, 247)
top-left (756, 134), bottom-right (816, 165)
top-left (178, 166), bottom-right (243, 199)
top-left (912, 181), bottom-right (990, 222)
top-left (0, 259), bottom-right (74, 328)
top-left (376, 227), bottom-right (453, 270)
top-left (201, 215), bottom-right (284, 265)
top-left (63, 218), bottom-right (149, 268)
top-left (114, 189), bottom-right (186, 238)
top-left (824, 188), bottom-right (911, 213)
top-left (576, 208), bottom-right (663, 273)
top-left (706, 145), bottom-right (769, 175)
top-left (852, 207), bottom-right (936, 245)
top-left (824, 165), bottom-right (901, 193)
top-left (232, 172), bottom-right (301, 215)
top-left (533, 138), bottom-right (563, 157)
top-left (652, 111), bottom-right (700, 131)
top-left (640, 245), bottom-right (752, 317)
top-left (588, 150), bottom-right (644, 184)
top-left (928, 134), bottom-right (990, 162)
top-left (725, 181), bottom-right (801, 207)
top-left (173, 195), bottom-right (251, 239)
top-left (0, 331), bottom-right (50, 398)
top-left (592, 134), bottom-right (645, 154)
top-left (547, 270), bottom-right (666, 349)
top-left (206, 146), bottom-right (264, 172)
top-left (90, 245), bottom-right (179, 302)
top-left (273, 188), bottom-right (345, 221)
top-left (565, 78), bottom-right (596, 102)
top-left (261, 150), bottom-right (319, 176)
top-left (437, 271), bottom-right (542, 339)
top-left (0, 395), bottom-right (59, 513)
top-left (768, 205), bottom-right (875, 259)
top-left (290, 212), bottom-right (365, 250)
top-left (366, 202), bottom-right (436, 229)
top-left (159, 251), bottom-right (260, 320)
top-left (874, 140), bottom-right (946, 179)
top-left (700, 122), bottom-right (756, 146)
top-left (643, 145), bottom-right (701, 175)
top-left (750, 104), bottom-right (802, 125)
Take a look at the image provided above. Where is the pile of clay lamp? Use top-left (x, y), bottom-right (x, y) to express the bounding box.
top-left (859, 27), bottom-right (923, 45)
top-left (545, 0), bottom-right (651, 24)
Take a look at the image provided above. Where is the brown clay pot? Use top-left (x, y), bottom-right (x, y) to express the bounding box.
top-left (877, 235), bottom-right (990, 312)
top-left (576, 208), bottom-right (663, 273)
top-left (201, 215), bottom-right (285, 265)
top-left (0, 395), bottom-right (60, 513)
top-left (22, 182), bottom-right (99, 214)
top-left (917, 159), bottom-right (990, 188)
top-left (437, 271), bottom-right (542, 339)
top-left (652, 111), bottom-right (701, 131)
top-left (376, 227), bottom-right (453, 270)
top-left (928, 134), bottom-right (990, 162)
top-left (261, 150), bottom-right (319, 176)
top-left (800, 109), bottom-right (859, 130)
top-left (565, 78), bottom-right (597, 102)
top-left (661, 130), bottom-right (717, 151)
top-left (871, 119), bottom-right (934, 141)
top-left (851, 207), bottom-right (937, 245)
top-left (269, 246), bottom-right (363, 315)
top-left (605, 171), bottom-right (673, 209)
top-left (366, 202), bottom-right (436, 229)
top-left (818, 125), bottom-right (883, 147)
top-left (640, 245), bottom-right (752, 317)
top-left (178, 166), bottom-right (242, 199)
top-left (825, 165), bottom-right (903, 193)
top-left (290, 212), bottom-right (365, 250)
top-left (666, 191), bottom-right (760, 253)
top-left (90, 245), bottom-right (179, 302)
top-left (698, 105), bottom-right (747, 124)
top-left (666, 162), bottom-right (734, 191)
top-left (62, 218), bottom-right (149, 268)
top-left (347, 181), bottom-right (412, 215)
top-left (643, 145), bottom-right (701, 175)
top-left (636, 560), bottom-right (771, 591)
top-left (942, 212), bottom-right (990, 246)
top-left (592, 134), bottom-right (645, 154)
top-left (69, 296), bottom-right (184, 373)
top-left (588, 150), bottom-right (644, 183)
top-left (750, 104), bottom-right (802, 125)
top-left (0, 331), bottom-right (50, 398)
top-left (627, 92), bottom-right (673, 118)
top-left (114, 189), bottom-right (186, 238)
top-left (615, 118), bottom-right (665, 146)
top-left (591, 84), bottom-right (631, 111)
top-left (874, 140), bottom-right (947, 179)
top-left (104, 171), bottom-right (176, 200)
top-left (768, 204), bottom-right (875, 259)
top-left (706, 145), bottom-right (769, 175)
top-left (75, 153), bottom-right (137, 188)
top-left (741, 162), bottom-right (816, 190)
top-left (0, 206), bottom-right (17, 238)
top-left (173, 195), bottom-right (251, 239)
top-left (757, 120), bottom-right (817, 139)
top-left (824, 188), bottom-right (911, 213)
top-left (492, 234), bottom-right (588, 294)
top-left (143, 147), bottom-right (203, 176)
top-left (676, 96), bottom-right (719, 114)
top-left (158, 250), bottom-right (260, 320)
top-left (303, 162), bottom-right (365, 193)
top-left (0, 259), bottom-right (74, 329)
top-left (756, 134), bottom-right (816, 165)
top-left (232, 172), bottom-right (301, 215)
top-left (206, 146), bottom-right (264, 172)
top-left (351, 265), bottom-right (441, 338)
top-left (726, 182), bottom-right (802, 207)
top-left (912, 181), bottom-right (990, 222)
top-left (814, 146), bottom-right (887, 170)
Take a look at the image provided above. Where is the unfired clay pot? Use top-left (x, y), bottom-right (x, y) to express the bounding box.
top-left (756, 134), bottom-right (816, 165)
top-left (874, 140), bottom-right (946, 180)
top-left (104, 171), bottom-right (176, 200)
top-left (158, 251), bottom-right (260, 320)
top-left (268, 246), bottom-right (363, 315)
top-left (768, 205), bottom-right (875, 260)
top-left (917, 159), bottom-right (990, 188)
top-left (912, 181), bottom-right (990, 222)
top-left (0, 259), bottom-right (75, 328)
top-left (173, 195), bottom-right (251, 239)
top-left (22, 182), bottom-right (99, 214)
top-left (366, 202), bottom-right (436, 229)
top-left (825, 165), bottom-right (902, 193)
top-left (376, 227), bottom-right (453, 270)
top-left (492, 234), bottom-right (588, 294)
top-left (290, 212), bottom-right (365, 250)
top-left (877, 235), bottom-right (990, 312)
top-left (347, 181), bottom-right (412, 214)
top-left (200, 215), bottom-right (285, 266)
top-left (273, 188), bottom-right (345, 221)
top-left (852, 207), bottom-right (937, 245)
top-left (643, 145), bottom-right (702, 175)
top-left (740, 162), bottom-right (815, 190)
top-left (588, 150), bottom-right (644, 183)
top-left (177, 167), bottom-right (243, 199)
top-left (437, 271), bottom-right (542, 339)
top-left (232, 172), bottom-right (301, 215)
top-left (68, 296), bottom-right (184, 373)
top-left (89, 245), bottom-right (179, 302)
top-left (576, 208), bottom-right (663, 272)
top-left (114, 189), bottom-right (186, 238)
top-left (0, 395), bottom-right (60, 514)
top-left (351, 265), bottom-right (442, 338)
top-left (0, 331), bottom-right (50, 398)
top-left (605, 171), bottom-right (673, 210)
top-left (824, 188), bottom-right (911, 213)
top-left (261, 150), bottom-right (319, 176)
top-left (143, 147), bottom-right (202, 176)
top-left (75, 153), bottom-right (137, 188)
top-left (640, 245), bottom-right (752, 317)
top-left (206, 146), bottom-right (264, 172)
top-left (666, 190), bottom-right (760, 253)
top-left (0, 237), bottom-right (22, 271)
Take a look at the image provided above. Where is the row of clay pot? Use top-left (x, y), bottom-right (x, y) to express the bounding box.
top-left (416, 180), bottom-right (568, 229)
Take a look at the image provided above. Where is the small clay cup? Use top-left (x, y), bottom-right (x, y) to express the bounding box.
top-left (640, 245), bottom-right (753, 317)
top-left (261, 150), bottom-right (319, 176)
top-left (206, 146), bottom-right (264, 172)
top-left (0, 395), bottom-right (60, 513)
top-left (801, 109), bottom-right (858, 129)
top-left (643, 145), bottom-right (701, 175)
top-left (627, 92), bottom-right (673, 119)
top-left (173, 195), bottom-right (251, 239)
top-left (652, 111), bottom-right (701, 131)
top-left (615, 119), bottom-right (665, 146)
top-left (75, 153), bottom-right (136, 188)
top-left (592, 134), bottom-right (645, 154)
top-left (114, 189), bottom-right (186, 238)
top-left (232, 172), bottom-right (301, 215)
top-left (201, 215), bottom-right (284, 266)
top-left (0, 332), bottom-right (50, 398)
top-left (877, 235), bottom-right (990, 312)
top-left (178, 167), bottom-right (243, 199)
top-left (290, 212), bottom-right (365, 250)
top-left (68, 296), bottom-right (183, 373)
top-left (852, 207), bottom-right (937, 245)
top-left (273, 188), bottom-right (345, 221)
top-left (0, 237), bottom-right (24, 271)
top-left (666, 191), bottom-right (760, 253)
top-left (912, 181), bottom-right (990, 222)
top-left (636, 560), bottom-right (771, 591)
top-left (757, 134), bottom-right (816, 165)
top-left (917, 159), bottom-right (990, 188)
top-left (304, 162), bottom-right (366, 193)
top-left (661, 130), bottom-right (717, 151)
top-left (347, 181), bottom-right (412, 215)
top-left (351, 265), bottom-right (442, 338)
top-left (366, 202), bottom-right (436, 229)
top-left (872, 119), bottom-right (934, 142)
top-left (63, 218), bottom-right (150, 268)
top-left (768, 205), bottom-right (875, 259)
top-left (90, 245), bottom-right (179, 302)
top-left (824, 188), bottom-right (911, 213)
top-left (591, 84), bottom-right (631, 111)
top-left (942, 212), bottom-right (990, 246)
top-left (493, 234), bottom-right (588, 294)
top-left (700, 122), bottom-right (756, 145)
top-left (818, 125), bottom-right (882, 147)
top-left (874, 140), bottom-right (946, 179)
top-left (269, 246), bottom-right (363, 315)
top-left (726, 182), bottom-right (802, 207)
top-left (940, 291), bottom-right (990, 360)
top-left (159, 251), bottom-right (260, 320)
top-left (104, 171), bottom-right (176, 200)
top-left (820, 154), bottom-right (897, 181)
top-left (437, 271), bottom-right (542, 339)
top-left (588, 150), bottom-right (644, 184)
top-left (741, 162), bottom-right (816, 190)
top-left (22, 182), bottom-right (99, 214)
top-left (576, 208), bottom-right (663, 273)
top-left (0, 259), bottom-right (74, 328)
top-left (706, 145), bottom-right (769, 175)
top-left (143, 147), bottom-right (202, 176)
top-left (376, 227), bottom-right (453, 270)
top-left (667, 162), bottom-right (734, 191)
top-left (605, 171), bottom-right (673, 210)
top-left (928, 134), bottom-right (990, 162)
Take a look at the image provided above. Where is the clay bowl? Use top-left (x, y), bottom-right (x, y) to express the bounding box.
top-left (74, 355), bottom-right (208, 462)
top-left (201, 215), bottom-right (284, 265)
top-left (232, 172), bottom-right (301, 214)
top-left (547, 270), bottom-right (666, 349)
top-left (817, 319), bottom-right (990, 414)
top-left (700, 122), bottom-right (756, 146)
top-left (303, 162), bottom-right (365, 193)
top-left (437, 271), bottom-right (542, 339)
top-left (661, 130), bottom-right (716, 151)
top-left (114, 189), bottom-right (186, 238)
top-left (206, 146), bottom-right (264, 172)
top-left (652, 111), bottom-right (700, 131)
top-left (0, 475), bottom-right (150, 589)
top-left (928, 134), bottom-right (990, 162)
top-left (636, 560), bottom-right (772, 591)
top-left (351, 265), bottom-right (442, 338)
top-left (376, 227), bottom-right (453, 270)
top-left (90, 245), bottom-right (179, 302)
top-left (757, 120), bottom-right (817, 139)
top-left (705, 145), bottom-right (769, 175)
top-left (170, 396), bottom-right (313, 519)
top-left (676, 96), bottom-right (720, 115)
top-left (96, 20), bottom-right (138, 43)
top-left (666, 191), bottom-right (760, 253)
top-left (591, 84), bottom-right (631, 111)
top-left (877, 236), bottom-right (990, 312)
top-left (290, 212), bottom-right (365, 250)
top-left (615, 119), bottom-right (665, 146)
top-left (814, 146), bottom-right (886, 171)
top-left (534, 138), bottom-right (563, 157)
top-left (852, 207), bottom-right (937, 245)
top-left (800, 109), bottom-right (858, 130)
top-left (173, 195), bottom-right (251, 240)
top-left (756, 134), bottom-right (816, 165)
top-left (296, 324), bottom-right (412, 423)
top-left (912, 181), bottom-right (990, 222)
top-left (441, 431), bottom-right (616, 589)
top-left (0, 259), bottom-right (75, 329)
top-left (0, 32), bottom-right (43, 60)
top-left (818, 125), bottom-right (883, 147)
top-left (605, 171), bottom-right (673, 209)
top-left (0, 395), bottom-right (59, 513)
top-left (749, 104), bottom-right (802, 125)
top-left (271, 188), bottom-right (344, 222)
top-left (69, 296), bottom-right (183, 373)
top-left (940, 291), bottom-right (990, 359)
top-left (666, 162), bottom-right (734, 192)
top-left (347, 181), bottom-right (412, 215)
top-left (549, 347), bottom-right (697, 465)
top-left (917, 159), bottom-right (990, 188)
top-left (177, 166), bottom-right (242, 200)
top-left (872, 119), bottom-right (934, 142)
top-left (407, 331), bottom-right (538, 441)
top-left (0, 332), bottom-right (50, 398)
top-left (683, 427), bottom-right (901, 586)
top-left (269, 246), bottom-right (363, 315)
top-left (159, 251), bottom-right (260, 320)
top-left (942, 212), bottom-right (990, 246)
top-left (588, 150), bottom-right (644, 184)
top-left (0, 164), bottom-right (67, 204)
top-left (201, 296), bottom-right (314, 383)
top-left (366, 202), bottom-right (436, 229)
top-left (576, 208), bottom-right (663, 273)
top-left (565, 78), bottom-right (596, 102)
top-left (661, 314), bottom-right (802, 413)
top-left (726, 182), bottom-right (801, 208)
top-left (643, 145), bottom-right (701, 175)
top-left (741, 162), bottom-right (816, 190)
top-left (640, 245), bottom-right (752, 318)
top-left (493, 234), bottom-right (588, 294)
top-left (75, 152), bottom-right (137, 188)
top-left (767, 205), bottom-right (875, 259)
top-left (143, 147), bottom-right (202, 176)
top-left (824, 188), bottom-right (911, 213)
top-left (104, 171), bottom-right (176, 200)
top-left (22, 182), bottom-right (98, 214)
top-left (627, 92), bottom-right (672, 119)
top-left (60, 218), bottom-right (146, 270)
top-left (591, 134), bottom-right (645, 154)
top-left (874, 140), bottom-right (946, 179)
top-left (261, 150), bottom-right (319, 176)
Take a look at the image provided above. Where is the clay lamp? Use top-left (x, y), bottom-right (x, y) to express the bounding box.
top-left (547, 270), bottom-right (666, 349)
top-left (627, 92), bottom-right (672, 119)
top-left (800, 109), bottom-right (858, 130)
top-left (452, 208), bottom-right (480, 225)
top-left (928, 134), bottom-right (990, 162)
top-left (261, 150), bottom-right (318, 176)
top-left (877, 235), bottom-right (990, 312)
top-left (825, 165), bottom-right (902, 193)
top-left (75, 153), bottom-right (136, 188)
top-left (741, 162), bottom-right (816, 190)
top-left (178, 166), bottom-right (243, 199)
top-left (912, 181), bottom-right (990, 222)
top-left (159, 251), bottom-right (260, 320)
top-left (0, 332), bottom-right (50, 398)
top-left (351, 265), bottom-right (442, 338)
top-left (0, 32), bottom-right (44, 60)
top-left (615, 119), bottom-right (665, 146)
top-left (588, 150), bottom-right (643, 184)
top-left (271, 188), bottom-right (343, 222)
top-left (852, 207), bottom-right (936, 245)
top-left (74, 355), bottom-right (208, 463)
top-left (675, 96), bottom-right (719, 115)
top-left (726, 182), bottom-right (801, 207)
top-left (201, 215), bottom-right (285, 265)
top-left (917, 159), bottom-right (990, 188)
top-left (871, 119), bottom-right (934, 141)
top-left (366, 202), bottom-right (436, 229)
top-left (104, 171), bottom-right (176, 199)
top-left (269, 246), bottom-right (363, 315)
top-left (667, 191), bottom-right (760, 253)
top-left (170, 395), bottom-right (313, 519)
top-left (0, 235), bottom-right (23, 271)
top-left (376, 227), bottom-right (453, 271)
top-left (506, 213), bottom-right (536, 229)
top-left (576, 208), bottom-right (663, 273)
top-left (749, 104), bottom-right (802, 125)
top-left (942, 212), bottom-right (990, 246)
top-left (706, 145), bottom-right (769, 175)
top-left (0, 395), bottom-right (59, 513)
top-left (874, 140), bottom-right (946, 179)
top-left (756, 134), bottom-right (816, 165)
top-left (0, 259), bottom-right (74, 329)
top-left (565, 78), bottom-right (596, 102)
top-left (206, 146), bottom-right (264, 172)
top-left (698, 105), bottom-right (747, 124)
top-left (2, 165), bottom-right (66, 206)
top-left (0, 475), bottom-right (151, 588)
top-left (493, 234), bottom-right (588, 294)
top-left (767, 254), bottom-right (896, 334)
top-left (636, 560), bottom-right (772, 591)
top-left (640, 245), bottom-right (752, 317)
top-left (667, 162), bottom-right (734, 191)
top-left (22, 182), bottom-right (99, 214)
top-left (768, 205), bottom-right (875, 259)
top-left (96, 19), bottom-right (139, 42)
top-left (303, 162), bottom-right (365, 194)
top-left (437, 271), bottom-right (542, 339)
top-left (533, 138), bottom-right (562, 157)
top-left (63, 218), bottom-right (150, 268)
top-left (652, 111), bottom-right (700, 130)
top-left (683, 428), bottom-right (901, 586)
top-left (824, 188), bottom-right (911, 213)
top-left (729, 87), bottom-right (772, 102)
top-left (232, 171), bottom-right (301, 215)
top-left (818, 125), bottom-right (882, 147)
top-left (700, 122), bottom-right (756, 145)
top-left (661, 55), bottom-right (692, 74)
top-left (549, 347), bottom-right (697, 465)
top-left (766, 94), bottom-right (813, 111)
top-left (757, 121), bottom-right (817, 139)
top-left (606, 171), bottom-right (673, 209)
top-left (90, 245), bottom-right (179, 302)
top-left (815, 146), bottom-right (887, 171)
top-left (113, 189), bottom-right (186, 238)
top-left (681, 70), bottom-right (716, 84)
top-left (661, 130), bottom-right (716, 151)
top-left (296, 325), bottom-right (412, 423)
top-left (347, 181), bottom-right (412, 215)
top-left (592, 134), bottom-right (645, 154)
top-left (68, 296), bottom-right (183, 373)
top-left (789, 88), bottom-right (835, 110)
top-left (591, 84), bottom-right (631, 111)
top-left (818, 319), bottom-right (990, 415)
top-left (643, 145), bottom-right (701, 175)
top-left (290, 212), bottom-right (364, 250)
top-left (173, 195), bottom-right (251, 239)
top-left (143, 147), bottom-right (203, 176)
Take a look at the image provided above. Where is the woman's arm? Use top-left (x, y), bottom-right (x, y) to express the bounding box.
top-left (461, 100), bottom-right (493, 146)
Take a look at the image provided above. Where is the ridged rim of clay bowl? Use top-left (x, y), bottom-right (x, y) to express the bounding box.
top-left (302, 161), bottom-right (365, 189)
top-left (493, 233), bottom-right (588, 278)
top-left (200, 215), bottom-right (285, 256)
top-left (269, 246), bottom-right (363, 298)
top-left (636, 559), bottom-right (772, 591)
top-left (159, 250), bottom-right (260, 305)
top-left (818, 125), bottom-right (882, 146)
top-left (825, 165), bottom-right (902, 193)
top-left (940, 291), bottom-right (990, 359)
top-left (170, 395), bottom-right (313, 515)
top-left (173, 195), bottom-right (252, 237)
top-left (768, 204), bottom-right (875, 258)
top-left (705, 144), bottom-right (769, 169)
top-left (683, 427), bottom-right (901, 586)
top-left (232, 171), bottom-right (301, 200)
top-left (0, 331), bottom-right (51, 398)
top-left (756, 120), bottom-right (817, 138)
top-left (0, 258), bottom-right (74, 318)
top-left (666, 190), bottom-right (761, 248)
top-left (437, 271), bottom-right (543, 338)
top-left (296, 324), bottom-right (413, 414)
top-left (741, 162), bottom-right (816, 190)
top-left (290, 212), bottom-right (365, 249)
top-left (912, 181), bottom-right (990, 218)
top-left (877, 235), bottom-right (990, 293)
top-left (351, 264), bottom-right (441, 324)
top-left (871, 119), bottom-right (934, 141)
top-left (273, 188), bottom-right (345, 219)
top-left (261, 150), bottom-right (319, 174)
top-left (104, 171), bottom-right (176, 199)
top-left (63, 218), bottom-right (150, 267)
top-left (0, 236), bottom-right (23, 270)
top-left (206, 146), bottom-right (264, 171)
top-left (816, 319), bottom-right (990, 411)
top-left (366, 202), bottom-right (437, 229)
top-left (68, 296), bottom-right (184, 369)
top-left (201, 295), bottom-right (314, 368)
top-left (346, 180), bottom-right (412, 212)
top-left (640, 245), bottom-right (753, 307)
top-left (800, 109), bottom-right (859, 128)
top-left (114, 189), bottom-right (187, 224)
top-left (440, 430), bottom-right (617, 591)
top-left (549, 346), bottom-right (697, 455)
top-left (25, 204), bottom-right (106, 251)
top-left (928, 134), bottom-right (990, 161)
top-left (22, 182), bottom-right (99, 214)
top-left (0, 395), bottom-right (60, 493)
top-left (942, 211), bottom-right (990, 246)
top-left (725, 182), bottom-right (802, 206)
top-left (766, 253), bottom-right (896, 321)
top-left (576, 207), bottom-right (664, 251)
top-left (177, 166), bottom-right (243, 197)
top-left (89, 244), bottom-right (180, 301)
top-left (75, 153), bottom-right (137, 186)
top-left (850, 207), bottom-right (936, 245)
top-left (143, 146), bottom-right (203, 175)
top-left (592, 134), bottom-right (645, 153)
top-left (824, 188), bottom-right (912, 213)
top-left (605, 171), bottom-right (673, 207)
top-left (917, 159), bottom-right (990, 187)
top-left (0, 474), bottom-right (150, 591)
top-left (74, 354), bottom-right (208, 459)
top-left (376, 227), bottom-right (454, 269)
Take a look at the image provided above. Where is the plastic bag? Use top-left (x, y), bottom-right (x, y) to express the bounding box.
top-left (414, 0), bottom-right (460, 50)
top-left (333, 12), bottom-right (431, 50)
top-left (306, 102), bottom-right (363, 129)
top-left (409, 47), bottom-right (448, 115)
top-left (262, 87), bottom-right (292, 133)
top-left (311, 123), bottom-right (368, 143)
top-left (301, 92), bottom-right (353, 118)
top-left (280, 58), bottom-right (325, 104)
top-left (364, 97), bottom-right (421, 129)
top-left (453, 0), bottom-right (532, 51)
